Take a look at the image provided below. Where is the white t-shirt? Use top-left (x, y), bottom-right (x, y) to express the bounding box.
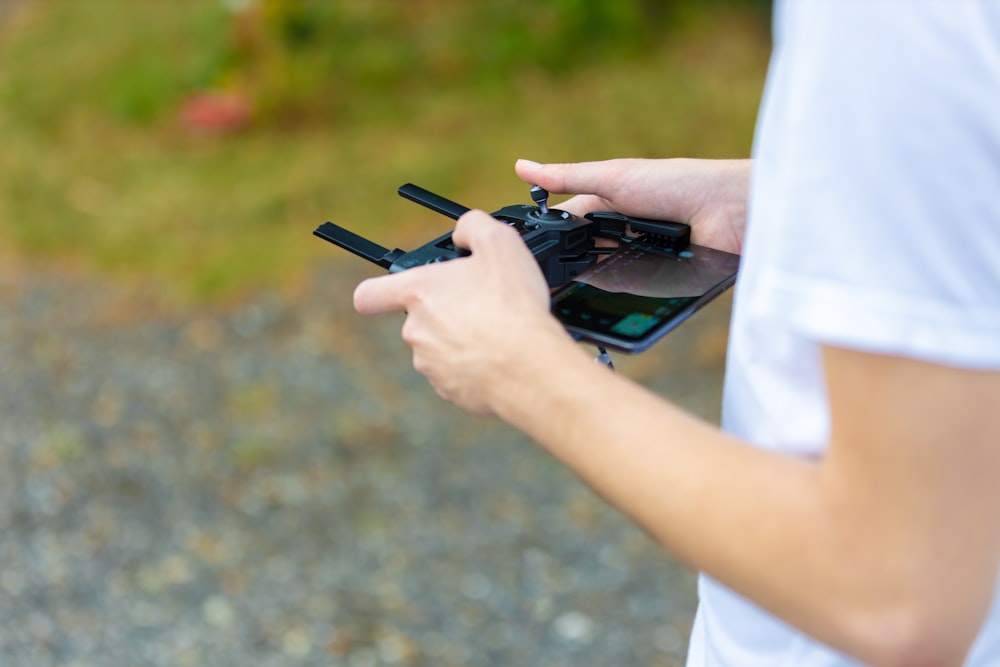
top-left (688, 2), bottom-right (1000, 665)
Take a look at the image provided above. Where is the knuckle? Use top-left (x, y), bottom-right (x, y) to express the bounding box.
top-left (400, 317), bottom-right (422, 347)
top-left (397, 273), bottom-right (428, 308)
top-left (412, 354), bottom-right (431, 376)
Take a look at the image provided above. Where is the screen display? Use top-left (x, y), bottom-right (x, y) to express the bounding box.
top-left (550, 240), bottom-right (740, 353)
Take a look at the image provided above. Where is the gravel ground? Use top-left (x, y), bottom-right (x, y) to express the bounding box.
top-left (0, 258), bottom-right (734, 667)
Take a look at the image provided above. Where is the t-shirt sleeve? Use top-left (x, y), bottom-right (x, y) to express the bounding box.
top-left (745, 1), bottom-right (1000, 368)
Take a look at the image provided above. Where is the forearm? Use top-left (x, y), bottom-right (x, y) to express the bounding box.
top-left (354, 195), bottom-right (995, 665)
top-left (492, 339), bottom-right (821, 585)
top-left (492, 338), bottom-right (827, 591)
top-left (489, 336), bottom-right (984, 666)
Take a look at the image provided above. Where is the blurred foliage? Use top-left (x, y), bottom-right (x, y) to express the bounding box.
top-left (0, 0), bottom-right (770, 301)
top-left (215, 0), bottom-right (769, 126)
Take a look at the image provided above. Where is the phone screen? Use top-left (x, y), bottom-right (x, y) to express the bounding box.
top-left (550, 240), bottom-right (740, 353)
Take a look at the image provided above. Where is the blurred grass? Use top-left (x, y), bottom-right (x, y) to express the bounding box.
top-left (0, 1), bottom-right (769, 303)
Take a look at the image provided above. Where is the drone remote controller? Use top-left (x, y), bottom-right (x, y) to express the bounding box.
top-left (313, 183), bottom-right (691, 288)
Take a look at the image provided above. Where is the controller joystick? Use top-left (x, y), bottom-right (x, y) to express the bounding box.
top-left (528, 185), bottom-right (570, 222)
top-left (530, 185), bottom-right (550, 215)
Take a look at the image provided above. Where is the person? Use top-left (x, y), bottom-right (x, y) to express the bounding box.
top-left (352, 2), bottom-right (1000, 665)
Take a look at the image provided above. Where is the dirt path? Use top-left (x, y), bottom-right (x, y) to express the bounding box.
top-left (0, 260), bottom-right (731, 666)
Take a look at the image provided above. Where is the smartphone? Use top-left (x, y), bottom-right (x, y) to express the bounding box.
top-left (550, 239), bottom-right (740, 353)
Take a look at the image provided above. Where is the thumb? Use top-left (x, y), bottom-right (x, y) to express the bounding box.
top-left (514, 158), bottom-right (617, 197)
top-left (451, 208), bottom-right (519, 252)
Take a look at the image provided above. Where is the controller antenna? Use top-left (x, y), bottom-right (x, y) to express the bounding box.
top-left (530, 185), bottom-right (550, 215)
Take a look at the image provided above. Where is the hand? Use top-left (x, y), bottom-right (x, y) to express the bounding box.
top-left (515, 157), bottom-right (750, 255)
top-left (353, 209), bottom-right (576, 416)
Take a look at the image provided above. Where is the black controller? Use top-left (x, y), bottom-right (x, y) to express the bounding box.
top-left (313, 183), bottom-right (691, 288)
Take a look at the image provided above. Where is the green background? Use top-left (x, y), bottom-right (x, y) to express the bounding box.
top-left (0, 0), bottom-right (770, 301)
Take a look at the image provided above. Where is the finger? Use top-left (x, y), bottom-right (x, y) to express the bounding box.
top-left (548, 193), bottom-right (610, 217)
top-left (353, 272), bottom-right (414, 315)
top-left (452, 208), bottom-right (519, 252)
top-left (514, 158), bottom-right (621, 197)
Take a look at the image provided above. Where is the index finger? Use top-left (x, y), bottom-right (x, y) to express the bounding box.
top-left (353, 271), bottom-right (414, 315)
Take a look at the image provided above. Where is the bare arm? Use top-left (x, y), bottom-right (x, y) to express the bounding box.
top-left (353, 160), bottom-right (1000, 666)
top-left (483, 325), bottom-right (1000, 667)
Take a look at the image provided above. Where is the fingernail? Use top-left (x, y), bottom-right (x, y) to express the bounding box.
top-left (516, 158), bottom-right (542, 168)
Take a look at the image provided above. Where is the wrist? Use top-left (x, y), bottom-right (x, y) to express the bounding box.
top-left (487, 323), bottom-right (604, 430)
